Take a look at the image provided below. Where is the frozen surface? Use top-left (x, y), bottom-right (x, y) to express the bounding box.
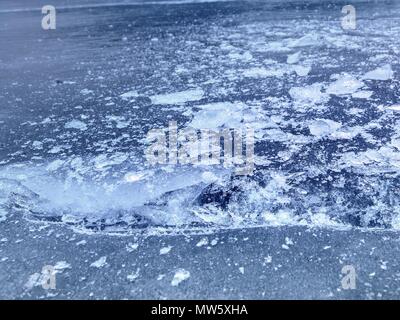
top-left (1, 0), bottom-right (400, 299)
top-left (1, 213), bottom-right (400, 299)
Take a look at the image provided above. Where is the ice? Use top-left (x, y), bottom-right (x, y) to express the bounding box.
top-left (150, 89), bottom-right (204, 105)
top-left (363, 64), bottom-right (394, 81)
top-left (171, 269), bottom-right (190, 286)
top-left (54, 261), bottom-right (71, 271)
top-left (160, 246), bottom-right (173, 255)
top-left (76, 240), bottom-right (87, 246)
top-left (201, 171), bottom-right (219, 184)
top-left (285, 237), bottom-right (294, 246)
top-left (24, 262), bottom-right (69, 290)
top-left (243, 67), bottom-right (285, 78)
top-left (0, 161), bottom-right (231, 229)
top-left (2, 0), bottom-right (400, 237)
top-left (228, 51), bottom-right (253, 61)
top-left (392, 215), bottom-right (400, 230)
top-left (287, 51), bottom-right (301, 64)
top-left (337, 145), bottom-right (400, 173)
top-left (120, 90), bottom-right (138, 100)
top-left (261, 211), bottom-right (299, 227)
top-left (106, 115), bottom-right (130, 129)
top-left (264, 256), bottom-right (272, 264)
top-left (196, 238), bottom-right (208, 247)
top-left (289, 83), bottom-right (327, 105)
top-left (386, 105), bottom-right (400, 111)
top-left (255, 40), bottom-right (289, 52)
top-left (126, 243), bottom-right (139, 252)
top-left (0, 207), bottom-right (7, 222)
top-left (352, 91), bottom-right (373, 99)
top-left (48, 146), bottom-right (64, 154)
top-left (94, 153), bottom-right (128, 170)
top-left (90, 256), bottom-right (107, 268)
top-left (64, 120), bottom-right (88, 131)
top-left (326, 74), bottom-right (364, 96)
top-left (188, 102), bottom-right (246, 129)
top-left (124, 172), bottom-right (146, 183)
top-left (308, 119), bottom-right (342, 137)
top-left (293, 65), bottom-right (310, 76)
top-left (32, 141), bottom-right (43, 150)
top-left (127, 269), bottom-right (140, 282)
top-left (288, 33), bottom-right (321, 48)
top-left (80, 89), bottom-right (93, 95)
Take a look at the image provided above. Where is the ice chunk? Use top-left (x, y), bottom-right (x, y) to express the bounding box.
top-left (150, 89), bottom-right (204, 105)
top-left (126, 243), bottom-right (139, 252)
top-left (46, 160), bottom-right (64, 172)
top-left (32, 141), bottom-right (43, 150)
top-left (120, 90), bottom-right (138, 100)
top-left (387, 105), bottom-right (400, 111)
top-left (293, 65), bottom-right (311, 76)
top-left (124, 172), bottom-right (146, 183)
top-left (287, 51), bottom-right (301, 64)
top-left (160, 246), bottom-right (173, 255)
top-left (64, 120), bottom-right (87, 131)
top-left (0, 206), bottom-right (7, 222)
top-left (363, 64), bottom-right (393, 80)
top-left (308, 119), bottom-right (342, 137)
top-left (392, 215), bottom-right (400, 230)
top-left (201, 171), bottom-right (219, 184)
top-left (196, 238), bottom-right (208, 247)
top-left (352, 91), bottom-right (373, 99)
top-left (264, 256), bottom-right (272, 264)
top-left (90, 256), bottom-right (107, 268)
top-left (243, 67), bottom-right (284, 78)
top-left (289, 83), bottom-right (327, 104)
top-left (326, 74), bottom-right (364, 95)
top-left (80, 89), bottom-right (93, 95)
top-left (171, 269), bottom-right (190, 286)
top-left (127, 268), bottom-right (140, 282)
top-left (288, 34), bottom-right (320, 47)
top-left (188, 102), bottom-right (246, 129)
top-left (54, 261), bottom-right (71, 271)
top-left (228, 51), bottom-right (253, 61)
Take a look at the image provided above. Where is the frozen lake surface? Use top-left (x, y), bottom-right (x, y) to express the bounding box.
top-left (1, 0), bottom-right (400, 299)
